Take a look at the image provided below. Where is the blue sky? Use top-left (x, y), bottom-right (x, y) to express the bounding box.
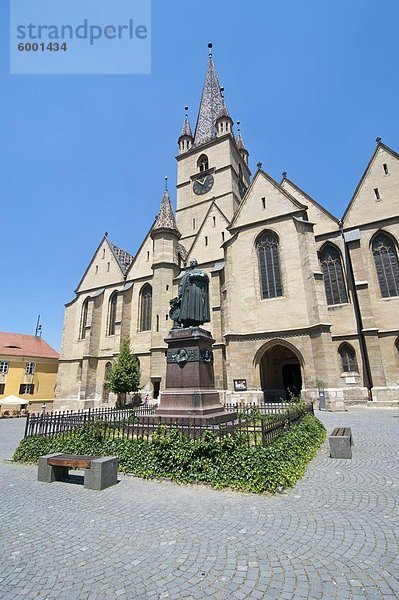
top-left (1, 0), bottom-right (398, 351)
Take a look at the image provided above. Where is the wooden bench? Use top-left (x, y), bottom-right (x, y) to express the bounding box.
top-left (38, 453), bottom-right (118, 490)
top-left (329, 427), bottom-right (353, 459)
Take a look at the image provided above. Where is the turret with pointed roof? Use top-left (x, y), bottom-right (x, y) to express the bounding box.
top-left (151, 182), bottom-right (181, 239)
top-left (178, 107), bottom-right (193, 154)
top-left (236, 121), bottom-right (249, 164)
top-left (215, 88), bottom-right (233, 138)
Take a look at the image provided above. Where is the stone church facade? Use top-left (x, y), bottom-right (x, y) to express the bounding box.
top-left (56, 49), bottom-right (399, 411)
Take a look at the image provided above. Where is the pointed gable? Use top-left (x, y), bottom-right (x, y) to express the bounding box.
top-left (187, 201), bottom-right (230, 264)
top-left (75, 235), bottom-right (131, 293)
top-left (281, 177), bottom-right (339, 236)
top-left (194, 52), bottom-right (225, 147)
top-left (343, 142), bottom-right (399, 229)
top-left (229, 169), bottom-right (307, 231)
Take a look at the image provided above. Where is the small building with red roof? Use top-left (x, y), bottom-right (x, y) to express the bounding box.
top-left (0, 332), bottom-right (59, 413)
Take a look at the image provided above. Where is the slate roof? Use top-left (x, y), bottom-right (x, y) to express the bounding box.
top-left (216, 104), bottom-right (231, 120)
top-left (109, 242), bottom-right (134, 275)
top-left (0, 332), bottom-right (59, 359)
top-left (194, 55), bottom-right (226, 147)
top-left (180, 114), bottom-right (193, 139)
top-left (152, 189), bottom-right (180, 235)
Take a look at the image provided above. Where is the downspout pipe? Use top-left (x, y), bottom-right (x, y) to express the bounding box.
top-left (339, 221), bottom-right (373, 401)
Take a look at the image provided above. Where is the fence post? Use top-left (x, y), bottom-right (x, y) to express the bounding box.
top-left (261, 419), bottom-right (266, 447)
top-left (24, 412), bottom-right (30, 438)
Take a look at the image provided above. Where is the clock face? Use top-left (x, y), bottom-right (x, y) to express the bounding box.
top-left (193, 174), bottom-right (214, 196)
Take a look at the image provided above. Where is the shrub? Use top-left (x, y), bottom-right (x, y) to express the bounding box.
top-left (13, 414), bottom-right (326, 494)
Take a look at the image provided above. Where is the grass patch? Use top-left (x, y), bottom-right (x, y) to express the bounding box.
top-left (13, 414), bottom-right (326, 494)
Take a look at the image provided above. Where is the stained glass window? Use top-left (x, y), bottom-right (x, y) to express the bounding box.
top-left (79, 298), bottom-right (89, 340)
top-left (140, 284), bottom-right (152, 331)
top-left (257, 232), bottom-right (283, 299)
top-left (108, 292), bottom-right (118, 335)
top-left (372, 232), bottom-right (399, 297)
top-left (339, 343), bottom-right (358, 373)
top-left (320, 244), bottom-right (348, 305)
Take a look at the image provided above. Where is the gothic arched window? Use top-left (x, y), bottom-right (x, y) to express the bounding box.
top-left (197, 154), bottom-right (209, 172)
top-left (372, 232), bottom-right (399, 297)
top-left (320, 244), bottom-right (348, 305)
top-left (79, 298), bottom-right (89, 340)
top-left (140, 284), bottom-right (152, 331)
top-left (339, 343), bottom-right (358, 373)
top-left (257, 231), bottom-right (283, 299)
top-left (108, 292), bottom-right (118, 336)
top-left (105, 361), bottom-right (112, 381)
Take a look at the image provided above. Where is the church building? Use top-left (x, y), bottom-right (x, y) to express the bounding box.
top-left (56, 46), bottom-right (399, 411)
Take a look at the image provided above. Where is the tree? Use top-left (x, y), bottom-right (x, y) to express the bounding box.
top-left (108, 338), bottom-right (141, 406)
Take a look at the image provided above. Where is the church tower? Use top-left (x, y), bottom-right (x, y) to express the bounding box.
top-left (176, 44), bottom-right (251, 263)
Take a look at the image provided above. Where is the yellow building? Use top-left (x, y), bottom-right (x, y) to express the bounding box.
top-left (0, 332), bottom-right (59, 413)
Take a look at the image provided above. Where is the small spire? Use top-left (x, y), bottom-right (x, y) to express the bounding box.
top-left (216, 87), bottom-right (232, 122)
top-left (282, 171), bottom-right (287, 180)
top-left (104, 231), bottom-right (108, 238)
top-left (179, 106), bottom-right (193, 139)
top-left (257, 162), bottom-right (262, 170)
top-left (208, 42), bottom-right (213, 57)
top-left (376, 136), bottom-right (382, 144)
top-left (152, 185), bottom-right (180, 237)
top-left (236, 120), bottom-right (246, 150)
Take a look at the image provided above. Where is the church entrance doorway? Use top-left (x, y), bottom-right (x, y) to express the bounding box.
top-left (282, 363), bottom-right (302, 399)
top-left (260, 343), bottom-right (303, 401)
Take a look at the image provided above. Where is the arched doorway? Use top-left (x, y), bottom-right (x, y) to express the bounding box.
top-left (259, 343), bottom-right (303, 401)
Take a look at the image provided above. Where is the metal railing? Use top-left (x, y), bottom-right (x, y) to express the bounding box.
top-left (24, 402), bottom-right (313, 447)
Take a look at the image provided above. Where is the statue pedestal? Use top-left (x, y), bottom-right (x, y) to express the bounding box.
top-left (156, 327), bottom-right (234, 422)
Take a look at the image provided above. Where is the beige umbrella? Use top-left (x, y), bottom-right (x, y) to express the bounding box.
top-left (0, 395), bottom-right (29, 406)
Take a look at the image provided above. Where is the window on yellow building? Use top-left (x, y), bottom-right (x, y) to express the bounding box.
top-left (25, 362), bottom-right (36, 375)
top-left (19, 383), bottom-right (34, 395)
top-left (0, 361), bottom-right (9, 374)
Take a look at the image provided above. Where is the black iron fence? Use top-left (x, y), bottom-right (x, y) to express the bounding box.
top-left (24, 402), bottom-right (313, 447)
top-left (224, 401), bottom-right (299, 415)
top-left (24, 405), bottom-right (156, 438)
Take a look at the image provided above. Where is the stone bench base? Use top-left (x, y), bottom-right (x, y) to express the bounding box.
top-left (329, 427), bottom-right (353, 459)
top-left (38, 453), bottom-right (118, 490)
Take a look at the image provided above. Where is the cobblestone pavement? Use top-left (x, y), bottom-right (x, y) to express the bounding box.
top-left (0, 409), bottom-right (398, 600)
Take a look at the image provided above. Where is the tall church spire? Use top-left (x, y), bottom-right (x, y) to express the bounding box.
top-left (193, 43), bottom-right (226, 147)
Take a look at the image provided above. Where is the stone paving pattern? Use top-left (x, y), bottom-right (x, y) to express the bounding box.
top-left (0, 409), bottom-right (398, 599)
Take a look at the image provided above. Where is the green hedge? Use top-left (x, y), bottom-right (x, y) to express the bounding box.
top-left (13, 414), bottom-right (326, 494)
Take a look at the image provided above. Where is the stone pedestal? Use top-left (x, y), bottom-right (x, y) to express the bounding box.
top-left (156, 327), bottom-right (234, 422)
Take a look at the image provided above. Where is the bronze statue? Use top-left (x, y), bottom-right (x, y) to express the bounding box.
top-left (169, 259), bottom-right (210, 328)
